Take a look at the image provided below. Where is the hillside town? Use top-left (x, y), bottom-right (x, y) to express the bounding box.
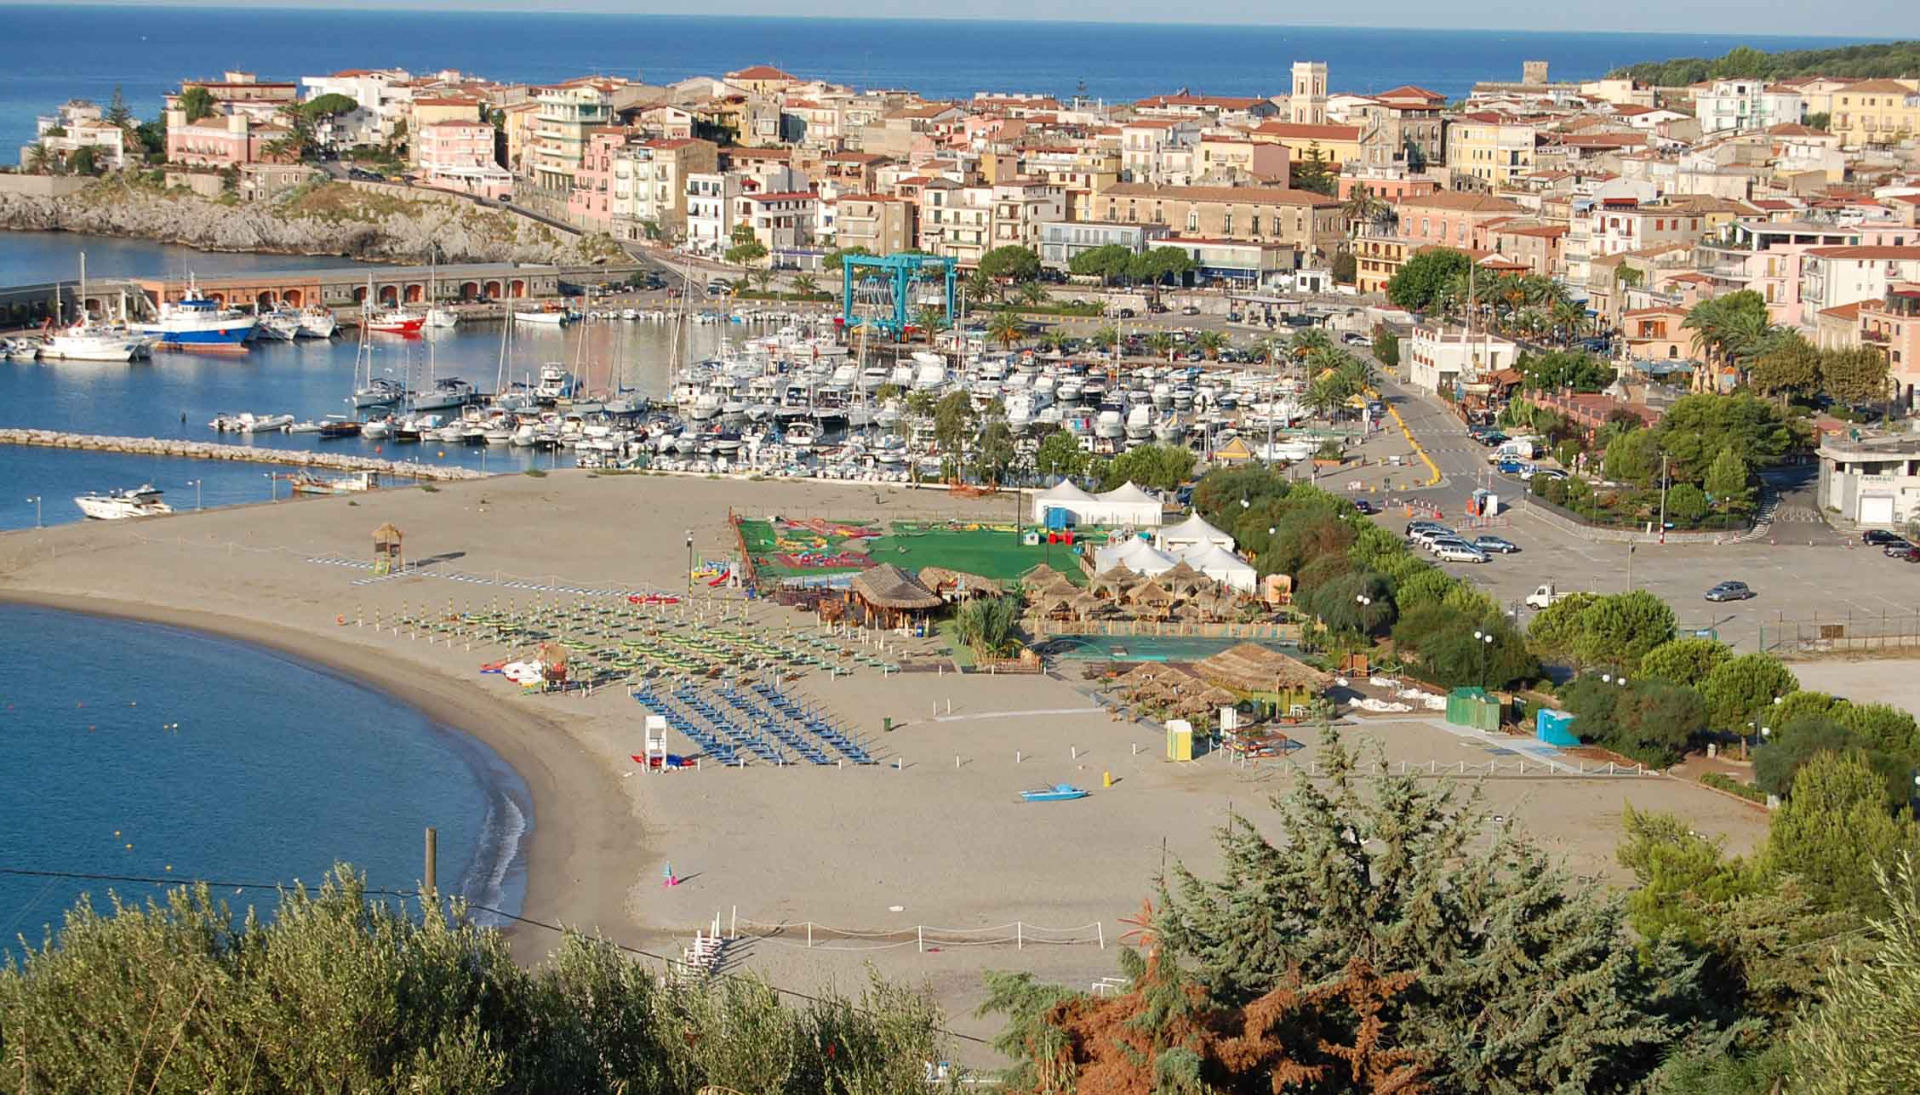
top-left (19, 61), bottom-right (1920, 373)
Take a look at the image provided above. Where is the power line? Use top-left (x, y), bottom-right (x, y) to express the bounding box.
top-left (0, 865), bottom-right (994, 1046)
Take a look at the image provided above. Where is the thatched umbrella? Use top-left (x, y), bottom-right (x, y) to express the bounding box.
top-left (1126, 581), bottom-right (1176, 619)
top-left (1157, 560), bottom-right (1207, 597)
top-left (1088, 565), bottom-right (1137, 600)
top-left (1195, 642), bottom-right (1334, 695)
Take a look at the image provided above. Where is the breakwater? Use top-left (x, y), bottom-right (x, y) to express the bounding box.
top-left (0, 429), bottom-right (491, 481)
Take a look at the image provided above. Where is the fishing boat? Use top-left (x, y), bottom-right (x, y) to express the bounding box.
top-left (42, 319), bottom-right (143, 362)
top-left (134, 277), bottom-right (257, 351)
top-left (316, 415), bottom-right (362, 439)
top-left (367, 309), bottom-right (425, 335)
top-left (1019, 784), bottom-right (1089, 803)
top-left (513, 302), bottom-right (575, 325)
top-left (74, 484), bottom-right (172, 520)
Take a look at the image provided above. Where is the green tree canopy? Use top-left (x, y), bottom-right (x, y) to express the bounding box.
top-left (176, 85), bottom-right (216, 123)
top-left (301, 92), bottom-right (361, 118)
top-left (976, 245), bottom-right (1040, 283)
top-left (1033, 428), bottom-right (1085, 482)
top-left (1520, 349), bottom-right (1615, 393)
top-left (1066, 242), bottom-right (1134, 282)
top-left (1821, 346), bottom-right (1892, 407)
top-left (1766, 750), bottom-right (1918, 914)
top-left (1385, 248), bottom-right (1472, 312)
top-left (1639, 636), bottom-right (1733, 685)
top-left (1573, 591), bottom-right (1676, 672)
top-left (1649, 392), bottom-right (1792, 483)
top-left (1127, 246), bottom-right (1196, 285)
top-left (1099, 443), bottom-right (1194, 492)
top-left (1750, 331), bottom-right (1822, 401)
top-left (1701, 653), bottom-right (1799, 731)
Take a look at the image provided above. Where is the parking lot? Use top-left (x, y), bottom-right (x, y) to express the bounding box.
top-left (1365, 378), bottom-right (1920, 653)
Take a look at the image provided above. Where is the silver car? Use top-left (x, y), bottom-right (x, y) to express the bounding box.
top-left (1433, 541), bottom-right (1490, 564)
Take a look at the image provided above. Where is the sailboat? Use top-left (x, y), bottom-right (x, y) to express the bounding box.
top-left (364, 274), bottom-right (424, 335)
top-left (349, 300), bottom-right (403, 408)
top-left (424, 253), bottom-right (459, 329)
top-left (42, 253), bottom-right (147, 362)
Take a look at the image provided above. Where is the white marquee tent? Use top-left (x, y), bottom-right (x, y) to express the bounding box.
top-left (1031, 480), bottom-right (1164, 528)
top-left (1178, 542), bottom-right (1258, 593)
top-left (1155, 512), bottom-right (1236, 553)
top-left (1093, 537), bottom-right (1177, 576)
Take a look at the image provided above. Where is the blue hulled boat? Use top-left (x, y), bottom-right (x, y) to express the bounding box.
top-left (136, 279), bottom-right (256, 350)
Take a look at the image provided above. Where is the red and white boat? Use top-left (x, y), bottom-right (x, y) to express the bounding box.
top-left (366, 309), bottom-right (425, 335)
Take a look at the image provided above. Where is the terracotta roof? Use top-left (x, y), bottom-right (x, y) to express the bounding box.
top-left (1376, 84), bottom-right (1446, 103)
top-left (1807, 246), bottom-right (1920, 261)
top-left (1819, 301), bottom-right (1866, 320)
top-left (1248, 122), bottom-right (1363, 141)
top-left (727, 64), bottom-right (798, 81)
top-left (1843, 79), bottom-right (1918, 95)
top-left (1398, 191), bottom-right (1526, 214)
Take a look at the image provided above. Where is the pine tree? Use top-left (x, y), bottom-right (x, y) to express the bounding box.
top-left (106, 83), bottom-right (133, 128)
top-left (1155, 729), bottom-right (1691, 1093)
top-left (1789, 852), bottom-right (1920, 1093)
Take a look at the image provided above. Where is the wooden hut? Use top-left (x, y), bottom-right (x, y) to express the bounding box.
top-left (372, 522), bottom-right (404, 576)
top-left (846, 563), bottom-right (943, 631)
top-left (1194, 642), bottom-right (1333, 717)
top-left (918, 567), bottom-right (1003, 601)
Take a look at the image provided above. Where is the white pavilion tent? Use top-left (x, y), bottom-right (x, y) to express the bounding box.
top-left (1155, 512), bottom-right (1236, 553)
top-left (1031, 480), bottom-right (1097, 525)
top-left (1178, 542), bottom-right (1258, 593)
top-left (1093, 537), bottom-right (1178, 576)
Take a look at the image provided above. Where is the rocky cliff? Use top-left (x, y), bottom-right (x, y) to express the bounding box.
top-left (0, 180), bottom-right (624, 266)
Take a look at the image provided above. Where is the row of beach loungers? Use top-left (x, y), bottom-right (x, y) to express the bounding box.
top-left (630, 680), bottom-right (874, 767)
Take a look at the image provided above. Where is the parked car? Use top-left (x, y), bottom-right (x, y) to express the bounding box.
top-left (1180, 305), bottom-right (1201, 316)
top-left (1495, 460), bottom-right (1533, 477)
top-left (1433, 542), bottom-right (1490, 564)
top-left (1472, 535), bottom-right (1520, 553)
top-left (1116, 308), bottom-right (1136, 319)
top-left (1881, 538), bottom-right (1914, 557)
top-left (1352, 498), bottom-right (1378, 515)
top-left (1902, 547), bottom-right (1920, 563)
top-left (1147, 301), bottom-right (1169, 314)
top-left (1705, 580), bottom-right (1756, 602)
top-left (1526, 583), bottom-right (1578, 609)
top-left (1406, 520), bottom-right (1448, 539)
top-left (1528, 468), bottom-right (1569, 481)
top-left (1342, 332), bottom-right (1373, 347)
top-left (1475, 431), bottom-right (1510, 447)
top-left (1411, 527), bottom-right (1460, 549)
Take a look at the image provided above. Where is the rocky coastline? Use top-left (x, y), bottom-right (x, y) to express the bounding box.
top-left (0, 179), bottom-right (621, 267)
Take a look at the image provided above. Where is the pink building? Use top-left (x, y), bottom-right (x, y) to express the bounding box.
top-left (416, 120), bottom-right (511, 201)
top-left (1860, 285), bottom-right (1920, 408)
top-left (164, 110), bottom-right (287, 168)
top-left (567, 127), bottom-right (628, 232)
top-left (1395, 191), bottom-right (1527, 251)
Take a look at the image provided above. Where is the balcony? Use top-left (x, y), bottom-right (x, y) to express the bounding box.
top-left (1862, 329), bottom-right (1890, 344)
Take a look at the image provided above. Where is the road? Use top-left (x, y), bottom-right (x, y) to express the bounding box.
top-left (1360, 370), bottom-right (1920, 654)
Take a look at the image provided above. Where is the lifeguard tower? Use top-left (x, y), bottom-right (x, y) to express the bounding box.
top-left (372, 522), bottom-right (404, 576)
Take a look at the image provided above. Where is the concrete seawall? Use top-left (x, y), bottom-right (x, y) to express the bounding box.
top-left (0, 428), bottom-right (492, 481)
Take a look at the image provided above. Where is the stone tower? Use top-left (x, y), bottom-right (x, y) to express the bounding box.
top-left (1290, 61), bottom-right (1328, 126)
top-left (1522, 60), bottom-right (1549, 86)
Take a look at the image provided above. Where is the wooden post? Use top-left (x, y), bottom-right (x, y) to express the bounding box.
top-left (423, 826), bottom-right (437, 899)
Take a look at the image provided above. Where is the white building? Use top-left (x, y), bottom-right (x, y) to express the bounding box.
top-left (1818, 434), bottom-right (1920, 528)
top-left (299, 68), bottom-right (413, 149)
top-left (1799, 246), bottom-right (1920, 327)
top-left (24, 100), bottom-right (127, 170)
top-left (1406, 323), bottom-right (1519, 395)
top-left (1694, 79), bottom-right (1803, 135)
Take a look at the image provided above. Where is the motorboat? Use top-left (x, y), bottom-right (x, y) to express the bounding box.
top-left (533, 364), bottom-right (573, 402)
top-left (289, 470), bottom-right (380, 496)
top-left (1020, 784), bottom-right (1089, 803)
top-left (298, 307), bottom-right (338, 339)
top-left (209, 412), bottom-right (292, 433)
top-left (135, 279), bottom-right (256, 350)
top-left (257, 309), bottom-right (304, 342)
top-left (360, 417), bottom-right (393, 440)
top-left (1125, 404), bottom-right (1153, 442)
top-left (513, 303), bottom-right (575, 326)
top-left (42, 320), bottom-right (143, 362)
top-left (317, 416), bottom-right (362, 439)
top-left (425, 306), bottom-right (460, 329)
top-left (74, 484), bottom-right (172, 520)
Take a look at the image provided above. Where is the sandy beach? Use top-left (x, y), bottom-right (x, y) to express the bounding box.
top-left (0, 469), bottom-right (1775, 1054)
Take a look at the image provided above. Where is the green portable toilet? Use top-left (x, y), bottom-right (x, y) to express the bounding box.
top-left (1446, 687), bottom-right (1501, 732)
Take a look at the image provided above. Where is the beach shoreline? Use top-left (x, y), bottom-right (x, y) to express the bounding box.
top-left (0, 588), bottom-right (638, 959)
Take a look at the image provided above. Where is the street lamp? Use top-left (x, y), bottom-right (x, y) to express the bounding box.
top-left (25, 495), bottom-right (41, 528)
top-left (685, 529), bottom-right (694, 598)
top-left (185, 479), bottom-right (202, 511)
top-left (1473, 629), bottom-right (1495, 685)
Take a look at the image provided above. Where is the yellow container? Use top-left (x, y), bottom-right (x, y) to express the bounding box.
top-left (1166, 720), bottom-right (1194, 762)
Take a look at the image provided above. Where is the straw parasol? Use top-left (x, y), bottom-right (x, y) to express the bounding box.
top-left (1157, 560), bottom-right (1208, 596)
top-left (1021, 563), bottom-right (1072, 590)
top-left (1088, 565), bottom-right (1137, 599)
top-left (916, 566), bottom-right (1003, 599)
top-left (1194, 642), bottom-right (1333, 694)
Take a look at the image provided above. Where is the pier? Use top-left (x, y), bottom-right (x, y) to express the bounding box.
top-left (0, 429), bottom-right (491, 481)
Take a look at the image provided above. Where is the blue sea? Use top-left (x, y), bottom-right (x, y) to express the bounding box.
top-left (0, 5), bottom-right (1882, 164)
top-left (0, 603), bottom-right (531, 949)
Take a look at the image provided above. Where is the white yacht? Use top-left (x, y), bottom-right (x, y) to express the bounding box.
top-left (425, 306), bottom-right (460, 329)
top-left (412, 377), bottom-right (475, 411)
top-left (75, 484), bottom-right (172, 520)
top-left (533, 365), bottom-right (573, 402)
top-left (1125, 404), bottom-right (1153, 441)
top-left (43, 320), bottom-right (143, 362)
top-left (298, 307), bottom-right (338, 339)
top-left (258, 310), bottom-right (304, 341)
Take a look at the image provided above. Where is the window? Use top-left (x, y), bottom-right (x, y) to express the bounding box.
top-left (1187, 209), bottom-right (1198, 231)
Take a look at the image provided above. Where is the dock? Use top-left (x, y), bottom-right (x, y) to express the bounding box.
top-left (0, 429), bottom-right (491, 481)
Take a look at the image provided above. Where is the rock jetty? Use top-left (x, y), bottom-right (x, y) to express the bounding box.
top-left (0, 428), bottom-right (490, 481)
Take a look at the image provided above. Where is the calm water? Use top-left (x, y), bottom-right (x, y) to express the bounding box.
top-left (0, 5), bottom-right (1878, 163)
top-left (0, 603), bottom-right (531, 948)
top-left (0, 232), bottom-right (747, 525)
top-left (0, 231), bottom-right (365, 289)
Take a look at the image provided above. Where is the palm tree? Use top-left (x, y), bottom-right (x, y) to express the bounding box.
top-left (1551, 299), bottom-right (1587, 345)
top-left (23, 142), bottom-right (50, 175)
top-left (1090, 325), bottom-right (1119, 352)
top-left (965, 268), bottom-right (998, 307)
top-left (1016, 281), bottom-right (1048, 308)
top-left (792, 274), bottom-right (819, 299)
top-left (987, 308), bottom-right (1024, 349)
top-left (1146, 331), bottom-right (1175, 361)
top-left (749, 268), bottom-right (775, 294)
top-left (1341, 183), bottom-right (1390, 240)
top-left (1305, 376), bottom-right (1345, 421)
top-left (913, 306), bottom-right (945, 344)
top-left (1195, 330), bottom-right (1227, 360)
top-left (1041, 329), bottom-right (1071, 355)
top-left (1290, 328), bottom-right (1334, 360)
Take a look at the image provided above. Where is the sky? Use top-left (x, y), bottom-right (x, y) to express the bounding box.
top-left (22, 0), bottom-right (1919, 37)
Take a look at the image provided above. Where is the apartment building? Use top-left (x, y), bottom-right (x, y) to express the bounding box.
top-left (1194, 132), bottom-right (1290, 185)
top-left (1245, 122), bottom-right (1366, 169)
top-left (1396, 191), bottom-right (1527, 250)
top-left (1038, 221), bottom-right (1171, 270)
top-left (1800, 247), bottom-right (1920, 327)
top-left (1696, 218), bottom-right (1867, 324)
top-left (835, 194), bottom-right (916, 255)
top-left (415, 120), bottom-right (511, 200)
top-left (1445, 113), bottom-right (1538, 190)
top-left (1351, 85), bottom-right (1448, 170)
top-left (1588, 198), bottom-right (1709, 262)
top-left (1119, 118), bottom-right (1199, 184)
top-left (24, 100), bottom-right (127, 170)
top-left (1831, 80), bottom-right (1920, 149)
top-left (1694, 79), bottom-right (1803, 134)
top-left (916, 181), bottom-right (992, 265)
top-left (1093, 183), bottom-right (1343, 258)
top-left (1407, 322), bottom-right (1519, 394)
top-left (530, 78), bottom-right (623, 192)
top-left (1860, 285), bottom-right (1920, 407)
top-left (608, 137), bottom-right (719, 241)
top-left (736, 190), bottom-right (820, 251)
top-left (300, 68), bottom-right (414, 148)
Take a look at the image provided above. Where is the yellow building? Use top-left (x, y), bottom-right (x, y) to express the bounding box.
top-left (1245, 122), bottom-right (1365, 169)
top-left (1832, 79), bottom-right (1920, 148)
top-left (1445, 112), bottom-right (1539, 190)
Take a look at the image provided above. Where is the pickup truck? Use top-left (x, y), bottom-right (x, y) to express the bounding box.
top-left (1525, 584), bottom-right (1579, 609)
